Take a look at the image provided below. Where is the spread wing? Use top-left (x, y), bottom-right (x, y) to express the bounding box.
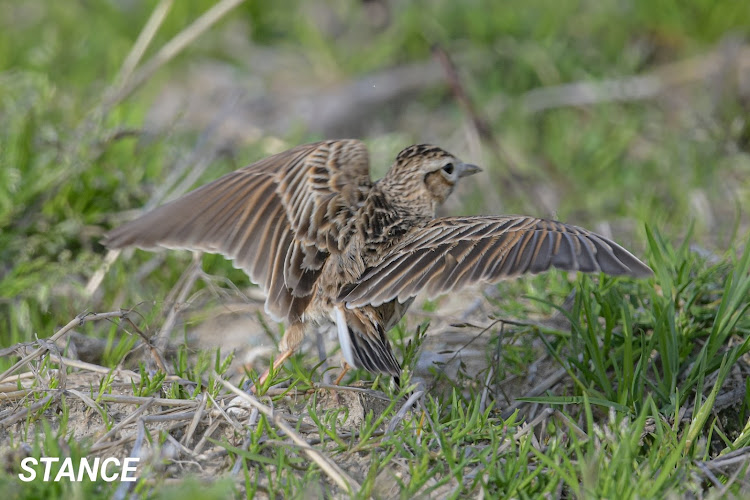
top-left (104, 139), bottom-right (373, 321)
top-left (339, 216), bottom-right (652, 308)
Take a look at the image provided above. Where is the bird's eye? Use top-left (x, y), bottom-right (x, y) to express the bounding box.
top-left (442, 163), bottom-right (455, 175)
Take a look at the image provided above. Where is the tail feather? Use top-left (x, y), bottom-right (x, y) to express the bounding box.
top-left (334, 306), bottom-right (401, 379)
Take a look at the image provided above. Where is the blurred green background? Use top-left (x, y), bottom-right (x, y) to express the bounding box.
top-left (1, 0), bottom-right (749, 357)
top-left (2, 1), bottom-right (750, 497)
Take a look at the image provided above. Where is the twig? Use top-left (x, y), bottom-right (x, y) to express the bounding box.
top-left (445, 317), bottom-right (535, 369)
top-left (307, 429), bottom-right (386, 447)
top-left (696, 461), bottom-right (725, 490)
top-left (141, 411), bottom-right (197, 423)
top-left (0, 311), bottom-right (129, 383)
top-left (386, 387), bottom-right (426, 435)
top-left (0, 390), bottom-right (31, 401)
top-left (684, 386), bottom-right (746, 417)
top-left (312, 383), bottom-right (392, 401)
top-left (92, 397), bottom-right (156, 448)
top-left (193, 418), bottom-right (224, 456)
top-left (165, 433), bottom-right (197, 458)
top-left (552, 410), bottom-right (588, 440)
top-left (699, 446), bottom-right (750, 470)
top-left (112, 417), bottom-right (153, 500)
top-left (479, 365), bottom-right (495, 414)
top-left (0, 370), bottom-right (36, 382)
top-left (216, 374), bottom-right (361, 494)
top-left (432, 45), bottom-right (536, 213)
top-left (432, 45), bottom-right (497, 148)
top-left (208, 391), bottom-right (245, 432)
top-left (88, 420), bottom-right (186, 454)
top-left (496, 407), bottom-right (555, 455)
top-left (0, 357), bottom-right (197, 401)
top-left (501, 353), bottom-right (585, 419)
top-left (182, 394), bottom-right (207, 447)
top-left (53, 355), bottom-right (142, 381)
top-left (230, 431), bottom-right (252, 476)
top-left (124, 316), bottom-right (168, 373)
top-left (0, 394), bottom-right (56, 428)
top-left (66, 388), bottom-right (109, 423)
top-left (155, 252), bottom-right (204, 352)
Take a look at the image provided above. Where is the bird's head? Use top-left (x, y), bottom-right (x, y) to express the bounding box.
top-left (381, 144), bottom-right (481, 215)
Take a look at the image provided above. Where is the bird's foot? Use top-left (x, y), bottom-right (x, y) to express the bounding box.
top-left (249, 349), bottom-right (294, 393)
top-left (333, 362), bottom-right (351, 385)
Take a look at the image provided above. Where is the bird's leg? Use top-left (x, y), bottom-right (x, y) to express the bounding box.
top-left (333, 362), bottom-right (351, 386)
top-left (252, 322), bottom-right (306, 392)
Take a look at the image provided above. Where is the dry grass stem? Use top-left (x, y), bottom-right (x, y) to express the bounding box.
top-left (0, 394), bottom-right (56, 428)
top-left (154, 252), bottom-right (204, 352)
top-left (520, 43), bottom-right (750, 112)
top-left (114, 0), bottom-right (174, 87)
top-left (106, 0), bottom-right (247, 108)
top-left (92, 397), bottom-right (156, 448)
top-left (216, 374), bottom-right (362, 494)
top-left (0, 311), bottom-right (130, 384)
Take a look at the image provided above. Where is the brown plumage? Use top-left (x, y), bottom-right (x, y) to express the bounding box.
top-left (104, 139), bottom-right (652, 383)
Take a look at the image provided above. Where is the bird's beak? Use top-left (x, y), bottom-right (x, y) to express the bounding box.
top-left (458, 163), bottom-right (482, 178)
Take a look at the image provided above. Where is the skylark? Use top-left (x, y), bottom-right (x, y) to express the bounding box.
top-left (104, 139), bottom-right (652, 383)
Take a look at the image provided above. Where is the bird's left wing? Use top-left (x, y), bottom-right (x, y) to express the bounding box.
top-left (339, 216), bottom-right (652, 308)
top-left (104, 139), bottom-right (373, 321)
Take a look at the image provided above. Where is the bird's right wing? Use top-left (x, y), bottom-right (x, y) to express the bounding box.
top-left (104, 139), bottom-right (373, 321)
top-left (339, 215), bottom-right (652, 308)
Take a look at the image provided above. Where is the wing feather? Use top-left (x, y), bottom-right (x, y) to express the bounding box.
top-left (104, 139), bottom-right (373, 321)
top-left (340, 215), bottom-right (652, 308)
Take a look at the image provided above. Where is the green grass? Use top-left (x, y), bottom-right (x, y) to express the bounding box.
top-left (2, 0), bottom-right (750, 498)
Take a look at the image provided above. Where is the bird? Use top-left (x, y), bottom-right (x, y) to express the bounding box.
top-left (104, 139), bottom-right (653, 386)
